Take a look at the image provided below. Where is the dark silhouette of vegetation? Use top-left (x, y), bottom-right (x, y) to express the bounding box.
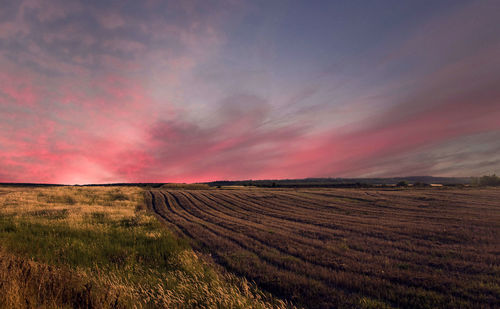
top-left (396, 180), bottom-right (408, 187)
top-left (1, 176), bottom-right (473, 189)
top-left (207, 176), bottom-right (472, 188)
top-left (473, 174), bottom-right (500, 186)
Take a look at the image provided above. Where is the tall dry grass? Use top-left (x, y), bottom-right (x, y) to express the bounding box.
top-left (0, 186), bottom-right (289, 308)
top-left (0, 249), bottom-right (128, 309)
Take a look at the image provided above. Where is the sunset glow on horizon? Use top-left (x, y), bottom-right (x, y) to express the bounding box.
top-left (1, 0), bottom-right (500, 184)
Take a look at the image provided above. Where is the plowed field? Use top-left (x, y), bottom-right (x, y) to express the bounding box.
top-left (146, 188), bottom-right (500, 308)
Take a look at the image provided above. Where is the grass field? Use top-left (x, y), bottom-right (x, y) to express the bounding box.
top-left (0, 186), bottom-right (287, 308)
top-left (1, 185), bottom-right (498, 308)
top-left (147, 187), bottom-right (500, 309)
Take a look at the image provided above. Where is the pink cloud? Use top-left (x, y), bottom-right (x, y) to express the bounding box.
top-left (0, 72), bottom-right (42, 107)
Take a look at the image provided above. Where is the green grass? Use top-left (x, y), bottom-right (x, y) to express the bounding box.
top-left (0, 186), bottom-right (289, 308)
top-left (0, 215), bottom-right (188, 273)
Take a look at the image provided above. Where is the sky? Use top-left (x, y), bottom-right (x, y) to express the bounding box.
top-left (1, 0), bottom-right (499, 184)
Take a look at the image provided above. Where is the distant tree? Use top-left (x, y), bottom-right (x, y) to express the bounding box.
top-left (477, 174), bottom-right (500, 186)
top-left (413, 182), bottom-right (430, 187)
top-left (397, 181), bottom-right (408, 187)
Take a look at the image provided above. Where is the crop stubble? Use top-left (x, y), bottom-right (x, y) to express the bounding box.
top-left (146, 188), bottom-right (500, 308)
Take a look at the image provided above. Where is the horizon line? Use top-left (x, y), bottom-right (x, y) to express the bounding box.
top-left (0, 175), bottom-right (476, 186)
